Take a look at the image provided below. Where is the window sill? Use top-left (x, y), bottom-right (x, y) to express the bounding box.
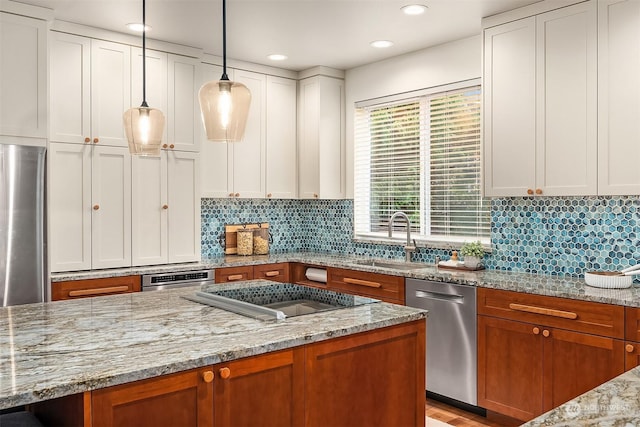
top-left (353, 233), bottom-right (492, 252)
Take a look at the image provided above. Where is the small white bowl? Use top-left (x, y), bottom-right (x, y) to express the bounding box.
top-left (584, 271), bottom-right (633, 289)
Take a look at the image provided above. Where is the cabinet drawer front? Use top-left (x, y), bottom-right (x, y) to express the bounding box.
top-left (327, 267), bottom-right (404, 304)
top-left (214, 266), bottom-right (254, 283)
top-left (253, 263), bottom-right (289, 283)
top-left (52, 276), bottom-right (141, 301)
top-left (478, 288), bottom-right (624, 338)
top-left (625, 307), bottom-right (640, 342)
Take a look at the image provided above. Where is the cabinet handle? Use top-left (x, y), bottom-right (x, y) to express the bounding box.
top-left (228, 193), bottom-right (234, 197)
top-left (202, 371), bottom-right (214, 383)
top-left (84, 137), bottom-right (90, 143)
top-left (162, 205), bottom-right (168, 210)
top-left (343, 277), bottom-right (382, 288)
top-left (264, 271), bottom-right (280, 277)
top-left (235, 193), bottom-right (240, 197)
top-left (542, 329), bottom-right (550, 338)
top-left (219, 367), bottom-right (231, 379)
top-left (162, 144), bottom-right (168, 149)
top-left (169, 144), bottom-right (175, 149)
top-left (535, 188), bottom-right (542, 195)
top-left (508, 303), bottom-right (578, 320)
top-left (93, 138), bottom-right (99, 144)
top-left (267, 193), bottom-right (272, 198)
top-left (527, 189), bottom-right (534, 195)
top-left (93, 204), bottom-right (100, 210)
top-left (68, 285), bottom-right (130, 297)
top-left (533, 327), bottom-right (540, 335)
top-left (313, 193), bottom-right (319, 199)
top-left (626, 344), bottom-right (635, 353)
top-left (227, 274), bottom-right (244, 281)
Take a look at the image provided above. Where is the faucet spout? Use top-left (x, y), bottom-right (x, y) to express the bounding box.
top-left (388, 211), bottom-right (415, 262)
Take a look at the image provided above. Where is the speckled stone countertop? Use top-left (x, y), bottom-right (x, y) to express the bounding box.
top-left (521, 367), bottom-right (640, 426)
top-left (0, 280), bottom-right (425, 410)
top-left (51, 252), bottom-right (640, 307)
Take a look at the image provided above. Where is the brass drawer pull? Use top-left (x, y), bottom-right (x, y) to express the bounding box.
top-left (343, 278), bottom-right (382, 288)
top-left (227, 274), bottom-right (244, 281)
top-left (509, 303), bottom-right (578, 320)
top-left (264, 271), bottom-right (280, 277)
top-left (68, 285), bottom-right (130, 297)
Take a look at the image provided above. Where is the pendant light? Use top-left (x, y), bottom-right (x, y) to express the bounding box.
top-left (123, 0), bottom-right (165, 156)
top-left (199, 0), bottom-right (251, 142)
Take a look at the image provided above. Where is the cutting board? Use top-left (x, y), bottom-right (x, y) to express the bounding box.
top-left (224, 223), bottom-right (269, 255)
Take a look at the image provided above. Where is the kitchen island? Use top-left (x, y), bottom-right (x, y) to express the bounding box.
top-left (0, 280), bottom-right (426, 426)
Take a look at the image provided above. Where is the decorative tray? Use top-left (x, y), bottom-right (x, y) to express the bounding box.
top-left (437, 261), bottom-right (484, 272)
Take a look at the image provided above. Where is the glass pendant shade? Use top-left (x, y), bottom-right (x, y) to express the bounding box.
top-left (123, 106), bottom-right (165, 156)
top-left (199, 79), bottom-right (251, 142)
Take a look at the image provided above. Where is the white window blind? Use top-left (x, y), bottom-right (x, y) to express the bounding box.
top-left (354, 84), bottom-right (489, 244)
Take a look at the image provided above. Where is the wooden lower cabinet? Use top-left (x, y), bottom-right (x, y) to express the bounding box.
top-left (214, 348), bottom-right (304, 427)
top-left (305, 321), bottom-right (426, 427)
top-left (478, 314), bottom-right (625, 422)
top-left (91, 367), bottom-right (214, 427)
top-left (214, 265), bottom-right (254, 283)
top-left (52, 275), bottom-right (141, 301)
top-left (215, 263), bottom-right (290, 284)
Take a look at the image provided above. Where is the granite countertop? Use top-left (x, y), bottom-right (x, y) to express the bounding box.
top-left (0, 280), bottom-right (425, 410)
top-left (521, 367), bottom-right (640, 426)
top-left (51, 252), bottom-right (640, 308)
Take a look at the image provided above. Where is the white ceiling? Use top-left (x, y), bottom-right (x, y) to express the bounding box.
top-left (16, 0), bottom-right (541, 71)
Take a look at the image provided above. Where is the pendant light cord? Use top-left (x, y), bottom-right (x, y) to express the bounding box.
top-left (141, 0), bottom-right (149, 107)
top-left (221, 0), bottom-right (229, 81)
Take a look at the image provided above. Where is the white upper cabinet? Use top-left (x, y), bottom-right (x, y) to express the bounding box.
top-left (167, 54), bottom-right (201, 151)
top-left (0, 12), bottom-right (47, 143)
top-left (598, 0), bottom-right (640, 195)
top-left (298, 75), bottom-right (345, 199)
top-left (50, 33), bottom-right (131, 147)
top-left (266, 76), bottom-right (297, 199)
top-left (131, 47), bottom-right (168, 144)
top-left (167, 150), bottom-right (200, 263)
top-left (483, 1), bottom-right (597, 197)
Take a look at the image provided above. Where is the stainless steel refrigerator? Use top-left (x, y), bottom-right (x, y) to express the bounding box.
top-left (0, 144), bottom-right (47, 306)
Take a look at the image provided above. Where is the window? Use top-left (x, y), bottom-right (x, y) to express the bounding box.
top-left (354, 82), bottom-right (489, 245)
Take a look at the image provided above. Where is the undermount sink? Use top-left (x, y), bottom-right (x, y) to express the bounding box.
top-left (352, 259), bottom-right (430, 271)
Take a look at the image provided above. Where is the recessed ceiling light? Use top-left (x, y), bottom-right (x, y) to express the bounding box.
top-left (370, 40), bottom-right (394, 49)
top-left (126, 23), bottom-right (151, 32)
top-left (401, 4), bottom-right (428, 15)
top-left (267, 54), bottom-right (288, 61)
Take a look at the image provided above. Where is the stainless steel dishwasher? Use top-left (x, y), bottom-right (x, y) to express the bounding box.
top-left (405, 278), bottom-right (477, 406)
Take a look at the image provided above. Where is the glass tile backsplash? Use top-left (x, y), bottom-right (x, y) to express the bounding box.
top-left (201, 196), bottom-right (640, 277)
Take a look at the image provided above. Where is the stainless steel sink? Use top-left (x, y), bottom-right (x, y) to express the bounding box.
top-left (352, 259), bottom-right (430, 271)
top-left (264, 299), bottom-right (337, 317)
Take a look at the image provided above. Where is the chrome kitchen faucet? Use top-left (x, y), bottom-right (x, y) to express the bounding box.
top-left (388, 211), bottom-right (416, 262)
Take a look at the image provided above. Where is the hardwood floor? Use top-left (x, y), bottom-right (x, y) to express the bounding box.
top-left (426, 398), bottom-right (511, 427)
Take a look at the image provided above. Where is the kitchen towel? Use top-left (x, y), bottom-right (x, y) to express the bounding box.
top-left (305, 268), bottom-right (327, 283)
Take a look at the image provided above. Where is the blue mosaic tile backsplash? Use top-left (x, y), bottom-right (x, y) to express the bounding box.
top-left (201, 196), bottom-right (640, 277)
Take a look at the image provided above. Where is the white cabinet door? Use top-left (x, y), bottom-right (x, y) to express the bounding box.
top-left (536, 1), bottom-right (597, 196)
top-left (298, 75), bottom-right (345, 199)
top-left (91, 40), bottom-right (131, 147)
top-left (50, 32), bottom-right (92, 144)
top-left (132, 47), bottom-right (168, 144)
top-left (199, 63), bottom-right (231, 197)
top-left (483, 17), bottom-right (536, 197)
top-left (0, 12), bottom-right (47, 142)
top-left (167, 151), bottom-right (200, 263)
top-left (598, 0), bottom-right (640, 195)
top-left (168, 54), bottom-right (200, 151)
top-left (232, 69), bottom-right (266, 198)
top-left (131, 152), bottom-right (168, 266)
top-left (91, 146), bottom-right (131, 269)
top-left (266, 76), bottom-right (297, 199)
top-left (49, 143), bottom-right (92, 272)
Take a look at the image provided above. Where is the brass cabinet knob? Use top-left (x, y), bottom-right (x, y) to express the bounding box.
top-left (235, 193), bottom-right (240, 197)
top-left (93, 205), bottom-right (100, 210)
top-left (219, 367), bottom-right (231, 379)
top-left (162, 205), bottom-right (168, 210)
top-left (169, 144), bottom-right (175, 149)
top-left (162, 144), bottom-right (168, 149)
top-left (542, 329), bottom-right (550, 338)
top-left (93, 138), bottom-right (99, 143)
top-left (267, 193), bottom-right (272, 198)
top-left (527, 189), bottom-right (534, 195)
top-left (313, 193), bottom-right (319, 199)
top-left (202, 370), bottom-right (214, 383)
top-left (535, 188), bottom-right (542, 195)
top-left (228, 193), bottom-right (234, 197)
top-left (533, 327), bottom-right (540, 335)
top-left (626, 344), bottom-right (635, 353)
top-left (84, 137), bottom-right (90, 143)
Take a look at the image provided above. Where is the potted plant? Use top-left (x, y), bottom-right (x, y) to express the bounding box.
top-left (460, 241), bottom-right (484, 269)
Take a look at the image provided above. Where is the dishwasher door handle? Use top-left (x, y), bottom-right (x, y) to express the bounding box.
top-left (414, 290), bottom-right (464, 303)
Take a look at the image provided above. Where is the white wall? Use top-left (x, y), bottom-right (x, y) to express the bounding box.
top-left (344, 35), bottom-right (482, 197)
